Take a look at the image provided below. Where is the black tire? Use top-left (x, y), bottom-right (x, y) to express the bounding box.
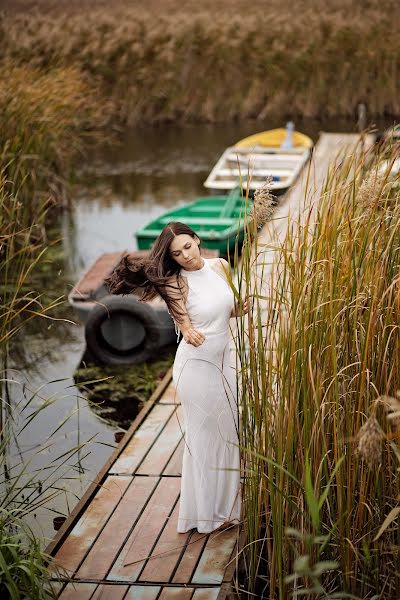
top-left (84, 295), bottom-right (161, 365)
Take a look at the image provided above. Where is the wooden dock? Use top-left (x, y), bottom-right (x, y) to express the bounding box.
top-left (47, 131), bottom-right (375, 600)
top-left (47, 371), bottom-right (242, 600)
top-left (250, 132), bottom-right (374, 319)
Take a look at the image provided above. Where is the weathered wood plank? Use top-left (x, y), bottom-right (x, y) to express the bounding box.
top-left (90, 584), bottom-right (129, 600)
top-left (172, 530), bottom-right (208, 584)
top-left (70, 252), bottom-right (124, 300)
top-left (58, 582), bottom-right (97, 599)
top-left (139, 501), bottom-right (190, 582)
top-left (76, 476), bottom-right (159, 580)
top-left (110, 404), bottom-right (176, 475)
top-left (53, 476), bottom-right (131, 576)
top-left (46, 370), bottom-right (173, 561)
top-left (107, 477), bottom-right (181, 582)
top-left (192, 589), bottom-right (220, 600)
top-left (158, 383), bottom-right (180, 404)
top-left (136, 406), bottom-right (184, 475)
top-left (124, 586), bottom-right (161, 600)
top-left (158, 588), bottom-right (193, 599)
top-left (191, 527), bottom-right (239, 585)
top-left (163, 437), bottom-right (184, 476)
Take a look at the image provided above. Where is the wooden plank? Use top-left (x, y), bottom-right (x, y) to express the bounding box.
top-left (58, 582), bottom-right (97, 599)
top-left (70, 252), bottom-right (124, 299)
top-left (158, 588), bottom-right (194, 599)
top-left (46, 369), bottom-right (172, 559)
top-left (192, 589), bottom-right (220, 600)
top-left (139, 501), bottom-right (190, 582)
top-left (172, 530), bottom-right (208, 584)
top-left (47, 580), bottom-right (64, 597)
top-left (163, 437), bottom-right (184, 476)
top-left (218, 168), bottom-right (292, 177)
top-left (110, 403), bottom-right (176, 475)
top-left (124, 587), bottom-right (161, 600)
top-left (107, 477), bottom-right (181, 582)
top-left (158, 383), bottom-right (180, 404)
top-left (76, 476), bottom-right (159, 580)
top-left (191, 527), bottom-right (239, 585)
top-left (221, 525), bottom-right (246, 584)
top-left (136, 406), bottom-right (184, 475)
top-left (91, 584), bottom-right (129, 600)
top-left (53, 476), bottom-right (131, 576)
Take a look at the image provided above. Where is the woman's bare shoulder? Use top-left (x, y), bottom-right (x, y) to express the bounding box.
top-left (208, 257), bottom-right (230, 271)
top-left (208, 258), bottom-right (231, 284)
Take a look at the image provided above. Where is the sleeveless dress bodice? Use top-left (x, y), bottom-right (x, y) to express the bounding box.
top-left (180, 258), bottom-right (234, 336)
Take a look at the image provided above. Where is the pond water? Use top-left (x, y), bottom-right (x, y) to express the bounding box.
top-left (7, 115), bottom-right (391, 545)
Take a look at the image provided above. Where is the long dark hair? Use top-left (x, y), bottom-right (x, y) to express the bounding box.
top-left (105, 221), bottom-right (200, 322)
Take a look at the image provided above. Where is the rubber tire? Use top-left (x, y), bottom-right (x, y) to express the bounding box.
top-left (84, 295), bottom-right (161, 365)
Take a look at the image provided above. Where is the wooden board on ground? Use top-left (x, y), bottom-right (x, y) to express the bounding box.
top-left (47, 370), bottom-right (240, 600)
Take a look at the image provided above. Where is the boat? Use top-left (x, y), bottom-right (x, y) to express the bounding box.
top-left (377, 157), bottom-right (400, 183)
top-left (375, 124), bottom-right (400, 184)
top-left (375, 123), bottom-right (400, 145)
top-left (68, 248), bottom-right (219, 365)
top-left (135, 187), bottom-right (251, 255)
top-left (204, 122), bottom-right (313, 194)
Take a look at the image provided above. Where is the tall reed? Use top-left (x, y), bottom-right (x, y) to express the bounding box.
top-left (1, 0), bottom-right (399, 125)
top-left (234, 139), bottom-right (400, 597)
top-left (0, 63), bottom-right (107, 230)
top-left (0, 61), bottom-right (107, 595)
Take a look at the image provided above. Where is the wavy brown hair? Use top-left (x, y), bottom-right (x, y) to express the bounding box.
top-left (104, 221), bottom-right (201, 322)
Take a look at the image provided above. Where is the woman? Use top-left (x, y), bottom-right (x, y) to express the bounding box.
top-left (105, 221), bottom-right (247, 534)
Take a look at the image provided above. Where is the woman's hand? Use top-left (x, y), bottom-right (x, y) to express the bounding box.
top-left (182, 327), bottom-right (205, 347)
top-left (231, 297), bottom-right (250, 317)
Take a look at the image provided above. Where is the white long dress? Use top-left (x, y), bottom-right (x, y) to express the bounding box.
top-left (172, 258), bottom-right (241, 534)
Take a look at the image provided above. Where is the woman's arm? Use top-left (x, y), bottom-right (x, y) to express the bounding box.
top-left (167, 275), bottom-right (205, 346)
top-left (231, 297), bottom-right (249, 318)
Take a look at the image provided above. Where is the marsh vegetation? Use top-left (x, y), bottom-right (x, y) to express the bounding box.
top-left (1, 1), bottom-right (400, 595)
top-left (234, 138), bottom-right (400, 597)
top-left (1, 0), bottom-right (399, 126)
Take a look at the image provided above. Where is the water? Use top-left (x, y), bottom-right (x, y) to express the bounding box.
top-left (65, 116), bottom-right (368, 275)
top-left (7, 115), bottom-right (391, 545)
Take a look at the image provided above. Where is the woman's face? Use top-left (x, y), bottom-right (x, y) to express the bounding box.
top-left (169, 234), bottom-right (202, 270)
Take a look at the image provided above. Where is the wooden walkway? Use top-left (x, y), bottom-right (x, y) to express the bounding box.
top-left (249, 132), bottom-right (375, 321)
top-left (47, 372), bottom-right (242, 600)
top-left (47, 132), bottom-right (375, 600)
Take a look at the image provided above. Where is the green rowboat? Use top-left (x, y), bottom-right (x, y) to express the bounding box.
top-left (135, 188), bottom-right (252, 255)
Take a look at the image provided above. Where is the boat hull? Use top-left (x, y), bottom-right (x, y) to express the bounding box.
top-left (136, 228), bottom-right (245, 255)
top-left (135, 191), bottom-right (250, 256)
top-left (204, 127), bottom-right (313, 193)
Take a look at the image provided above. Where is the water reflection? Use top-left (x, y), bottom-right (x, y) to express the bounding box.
top-left (66, 115), bottom-right (391, 277)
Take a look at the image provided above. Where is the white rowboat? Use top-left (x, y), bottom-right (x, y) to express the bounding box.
top-left (204, 124), bottom-right (313, 194)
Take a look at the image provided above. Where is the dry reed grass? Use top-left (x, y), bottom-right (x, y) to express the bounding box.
top-left (1, 0), bottom-right (399, 125)
top-left (0, 62), bottom-right (109, 230)
top-left (233, 138), bottom-right (400, 597)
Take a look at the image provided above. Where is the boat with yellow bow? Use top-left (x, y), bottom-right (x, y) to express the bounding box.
top-left (204, 122), bottom-right (313, 194)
